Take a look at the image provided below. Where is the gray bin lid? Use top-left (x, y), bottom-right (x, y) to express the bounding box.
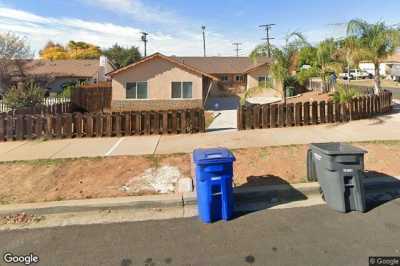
top-left (310, 142), bottom-right (367, 155)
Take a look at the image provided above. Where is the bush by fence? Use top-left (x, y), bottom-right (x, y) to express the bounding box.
top-left (71, 82), bottom-right (112, 113)
top-left (0, 108), bottom-right (205, 141)
top-left (237, 91), bottom-right (392, 130)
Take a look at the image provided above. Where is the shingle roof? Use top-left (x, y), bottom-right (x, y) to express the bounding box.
top-left (170, 56), bottom-right (271, 74)
top-left (384, 52), bottom-right (400, 63)
top-left (14, 59), bottom-right (101, 78)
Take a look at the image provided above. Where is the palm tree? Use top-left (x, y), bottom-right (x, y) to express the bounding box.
top-left (315, 38), bottom-right (342, 92)
top-left (347, 19), bottom-right (400, 94)
top-left (270, 32), bottom-right (309, 103)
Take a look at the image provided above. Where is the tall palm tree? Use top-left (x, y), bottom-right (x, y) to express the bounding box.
top-left (347, 19), bottom-right (400, 93)
top-left (315, 38), bottom-right (342, 92)
top-left (270, 32), bottom-right (309, 103)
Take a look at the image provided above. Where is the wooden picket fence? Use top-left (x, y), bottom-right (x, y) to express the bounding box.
top-left (0, 109), bottom-right (205, 141)
top-left (71, 82), bottom-right (112, 112)
top-left (0, 98), bottom-right (71, 115)
top-left (238, 91), bottom-right (393, 130)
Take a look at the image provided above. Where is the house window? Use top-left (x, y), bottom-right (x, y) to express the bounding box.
top-left (221, 75), bottom-right (229, 82)
top-left (126, 82), bottom-right (148, 99)
top-left (235, 75), bottom-right (243, 82)
top-left (258, 76), bottom-right (270, 88)
top-left (171, 82), bottom-right (193, 99)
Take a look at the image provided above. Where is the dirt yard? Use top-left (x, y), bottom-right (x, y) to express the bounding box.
top-left (284, 91), bottom-right (332, 104)
top-left (1, 141), bottom-right (400, 205)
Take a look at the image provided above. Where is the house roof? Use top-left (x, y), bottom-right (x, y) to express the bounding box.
top-left (18, 59), bottom-right (102, 78)
top-left (170, 56), bottom-right (271, 74)
top-left (384, 52), bottom-right (400, 63)
top-left (108, 53), bottom-right (219, 80)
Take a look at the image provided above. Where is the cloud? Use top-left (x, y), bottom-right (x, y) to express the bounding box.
top-left (0, 6), bottom-right (251, 57)
top-left (83, 0), bottom-right (177, 24)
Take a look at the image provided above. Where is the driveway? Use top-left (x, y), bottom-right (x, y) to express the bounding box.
top-left (205, 96), bottom-right (240, 132)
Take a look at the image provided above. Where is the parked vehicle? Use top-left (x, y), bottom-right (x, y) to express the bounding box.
top-left (339, 69), bottom-right (372, 80)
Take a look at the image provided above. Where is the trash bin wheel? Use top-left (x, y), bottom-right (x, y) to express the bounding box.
top-left (319, 187), bottom-right (326, 202)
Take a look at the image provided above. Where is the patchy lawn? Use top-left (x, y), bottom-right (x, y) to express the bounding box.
top-left (1, 141), bottom-right (400, 205)
top-left (338, 79), bottom-right (400, 89)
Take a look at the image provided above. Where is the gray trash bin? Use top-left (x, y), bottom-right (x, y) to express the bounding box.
top-left (310, 142), bottom-right (367, 213)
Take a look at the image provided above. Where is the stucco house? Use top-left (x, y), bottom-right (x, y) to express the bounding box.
top-left (108, 53), bottom-right (271, 111)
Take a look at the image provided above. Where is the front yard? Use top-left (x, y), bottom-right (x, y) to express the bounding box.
top-left (1, 141), bottom-right (400, 205)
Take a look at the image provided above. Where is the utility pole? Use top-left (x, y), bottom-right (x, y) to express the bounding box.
top-left (259, 24), bottom-right (275, 57)
top-left (141, 32), bottom-right (149, 57)
top-left (232, 42), bottom-right (242, 57)
top-left (201, 26), bottom-right (206, 57)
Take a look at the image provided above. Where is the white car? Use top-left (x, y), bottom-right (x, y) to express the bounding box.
top-left (339, 69), bottom-right (372, 80)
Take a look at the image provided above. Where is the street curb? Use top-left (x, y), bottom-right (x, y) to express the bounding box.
top-left (0, 176), bottom-right (399, 216)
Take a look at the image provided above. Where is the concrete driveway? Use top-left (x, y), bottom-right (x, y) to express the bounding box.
top-left (205, 96), bottom-right (240, 132)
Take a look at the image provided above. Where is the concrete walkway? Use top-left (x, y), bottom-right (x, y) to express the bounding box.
top-left (1, 102), bottom-right (400, 162)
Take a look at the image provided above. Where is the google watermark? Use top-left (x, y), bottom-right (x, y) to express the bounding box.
top-left (369, 257), bottom-right (400, 266)
top-left (3, 252), bottom-right (39, 265)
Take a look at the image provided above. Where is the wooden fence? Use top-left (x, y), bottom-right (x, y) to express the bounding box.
top-left (0, 109), bottom-right (205, 141)
top-left (71, 82), bottom-right (112, 112)
top-left (0, 98), bottom-right (70, 114)
top-left (238, 91), bottom-right (393, 130)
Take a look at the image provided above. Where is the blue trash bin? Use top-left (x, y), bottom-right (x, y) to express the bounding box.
top-left (193, 148), bottom-right (236, 223)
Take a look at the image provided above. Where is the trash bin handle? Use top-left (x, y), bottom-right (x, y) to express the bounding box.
top-left (204, 165), bottom-right (224, 172)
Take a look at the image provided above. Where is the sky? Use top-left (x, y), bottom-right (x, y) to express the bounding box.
top-left (0, 0), bottom-right (399, 57)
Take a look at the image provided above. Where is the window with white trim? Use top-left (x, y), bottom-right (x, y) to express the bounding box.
top-left (171, 82), bottom-right (193, 99)
top-left (126, 82), bottom-right (148, 99)
top-left (221, 75), bottom-right (229, 81)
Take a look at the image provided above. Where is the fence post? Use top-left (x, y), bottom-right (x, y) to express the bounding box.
top-left (85, 114), bottom-right (94, 138)
top-left (162, 111), bottom-right (168, 134)
top-left (278, 104), bottom-right (285, 127)
top-left (123, 113), bottom-right (131, 136)
top-left (286, 103), bottom-right (294, 127)
top-left (311, 101), bottom-right (318, 125)
top-left (199, 110), bottom-right (205, 133)
top-left (171, 111), bottom-right (177, 134)
top-left (45, 115), bottom-right (53, 139)
top-left (0, 115), bottom-right (5, 141)
top-left (63, 113), bottom-right (72, 138)
top-left (303, 102), bottom-right (310, 125)
top-left (326, 101), bottom-right (333, 123)
top-left (25, 115), bottom-right (33, 140)
top-left (319, 101), bottom-right (326, 124)
top-left (270, 104), bottom-right (278, 128)
top-left (334, 102), bottom-right (341, 122)
top-left (253, 105), bottom-right (260, 129)
top-left (245, 106), bottom-right (252, 129)
top-left (262, 105), bottom-right (270, 128)
top-left (104, 113), bottom-right (112, 137)
top-left (16, 115), bottom-right (24, 140)
top-left (34, 116), bottom-right (43, 139)
top-left (295, 102), bottom-right (302, 126)
top-left (237, 107), bottom-right (243, 130)
top-left (54, 115), bottom-right (62, 138)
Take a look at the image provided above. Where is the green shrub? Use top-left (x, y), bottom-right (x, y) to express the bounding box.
top-left (297, 67), bottom-right (319, 86)
top-left (3, 82), bottom-right (44, 109)
top-left (332, 85), bottom-right (360, 104)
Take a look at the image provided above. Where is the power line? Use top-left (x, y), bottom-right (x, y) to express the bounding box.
top-left (232, 42), bottom-right (242, 57)
top-left (201, 26), bottom-right (206, 57)
top-left (141, 32), bottom-right (149, 57)
top-left (259, 24), bottom-right (275, 57)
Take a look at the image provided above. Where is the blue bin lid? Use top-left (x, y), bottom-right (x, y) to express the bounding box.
top-left (193, 148), bottom-right (236, 165)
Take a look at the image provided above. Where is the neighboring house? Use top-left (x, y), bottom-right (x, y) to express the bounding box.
top-left (108, 52), bottom-right (271, 111)
top-left (0, 56), bottom-right (114, 96)
top-left (359, 52), bottom-right (400, 81)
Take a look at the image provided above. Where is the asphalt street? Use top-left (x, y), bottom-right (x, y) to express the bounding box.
top-left (1, 199), bottom-right (400, 266)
